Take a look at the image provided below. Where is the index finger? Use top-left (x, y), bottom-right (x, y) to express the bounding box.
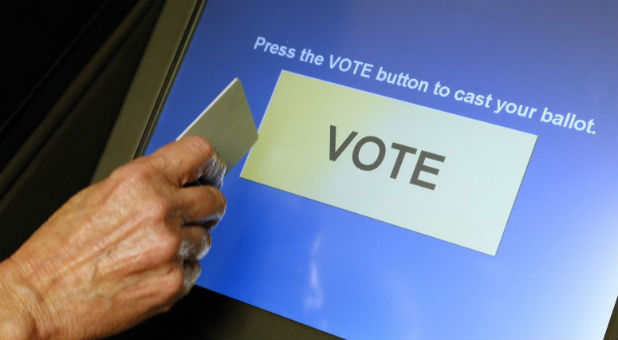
top-left (148, 136), bottom-right (221, 186)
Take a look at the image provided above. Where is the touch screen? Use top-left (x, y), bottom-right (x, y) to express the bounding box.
top-left (144, 1), bottom-right (617, 338)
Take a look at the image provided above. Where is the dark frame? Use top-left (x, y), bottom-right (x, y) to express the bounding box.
top-left (93, 0), bottom-right (203, 181)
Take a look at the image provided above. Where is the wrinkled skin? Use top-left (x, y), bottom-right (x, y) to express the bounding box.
top-left (0, 136), bottom-right (226, 339)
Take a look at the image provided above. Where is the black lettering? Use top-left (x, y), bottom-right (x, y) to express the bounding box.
top-left (390, 143), bottom-right (417, 179)
top-left (352, 136), bottom-right (386, 171)
top-left (410, 151), bottom-right (445, 190)
top-left (329, 125), bottom-right (357, 161)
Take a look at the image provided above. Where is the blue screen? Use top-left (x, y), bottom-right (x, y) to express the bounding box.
top-left (145, 1), bottom-right (618, 338)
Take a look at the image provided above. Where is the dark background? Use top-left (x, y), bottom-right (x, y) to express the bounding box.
top-left (0, 1), bottom-right (615, 339)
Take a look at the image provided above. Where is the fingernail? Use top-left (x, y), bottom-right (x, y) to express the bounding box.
top-left (199, 150), bottom-right (226, 188)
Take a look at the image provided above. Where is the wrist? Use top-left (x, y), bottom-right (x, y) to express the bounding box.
top-left (0, 258), bottom-right (44, 339)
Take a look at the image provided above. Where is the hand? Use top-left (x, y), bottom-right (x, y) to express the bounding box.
top-left (0, 136), bottom-right (226, 339)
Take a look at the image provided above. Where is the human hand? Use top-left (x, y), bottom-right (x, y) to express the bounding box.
top-left (0, 136), bottom-right (226, 339)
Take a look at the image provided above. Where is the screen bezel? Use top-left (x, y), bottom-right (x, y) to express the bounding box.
top-left (93, 0), bottom-right (203, 182)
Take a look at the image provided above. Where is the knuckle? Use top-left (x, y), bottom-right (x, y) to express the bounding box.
top-left (146, 196), bottom-right (174, 221)
top-left (164, 264), bottom-right (185, 297)
top-left (108, 166), bottom-right (129, 184)
top-left (184, 135), bottom-right (213, 156)
top-left (113, 162), bottom-right (148, 180)
top-left (104, 165), bottom-right (153, 203)
top-left (218, 190), bottom-right (227, 209)
top-left (156, 228), bottom-right (181, 258)
top-left (207, 186), bottom-right (226, 212)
